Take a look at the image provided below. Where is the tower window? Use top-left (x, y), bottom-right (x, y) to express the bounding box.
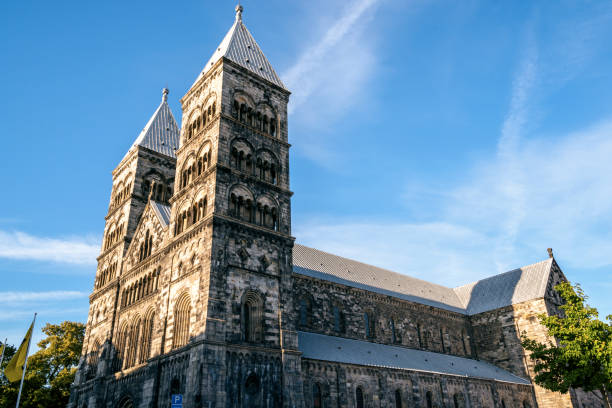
top-left (172, 294), bottom-right (191, 349)
top-left (242, 290), bottom-right (263, 343)
top-left (138, 230), bottom-right (153, 262)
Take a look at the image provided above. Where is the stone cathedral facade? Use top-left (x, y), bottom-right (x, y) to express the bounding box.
top-left (69, 7), bottom-right (604, 408)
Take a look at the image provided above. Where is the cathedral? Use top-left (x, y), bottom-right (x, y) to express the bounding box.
top-left (68, 6), bottom-right (603, 408)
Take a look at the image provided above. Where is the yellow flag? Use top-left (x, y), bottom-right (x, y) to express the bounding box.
top-left (4, 321), bottom-right (34, 382)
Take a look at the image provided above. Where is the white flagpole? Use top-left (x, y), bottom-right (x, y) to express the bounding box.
top-left (0, 337), bottom-right (7, 368)
top-left (15, 313), bottom-right (36, 408)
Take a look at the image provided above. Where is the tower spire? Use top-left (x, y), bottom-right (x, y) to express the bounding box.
top-left (162, 87), bottom-right (169, 103)
top-left (235, 4), bottom-right (243, 22)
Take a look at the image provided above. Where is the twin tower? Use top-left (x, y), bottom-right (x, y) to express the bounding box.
top-left (70, 6), bottom-right (300, 407)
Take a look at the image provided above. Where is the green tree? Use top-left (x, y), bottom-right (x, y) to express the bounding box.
top-left (522, 282), bottom-right (612, 408)
top-left (0, 321), bottom-right (85, 408)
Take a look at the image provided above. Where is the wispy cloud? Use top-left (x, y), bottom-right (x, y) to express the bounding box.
top-left (0, 291), bottom-right (88, 304)
top-left (0, 230), bottom-right (99, 265)
top-left (296, 118), bottom-right (612, 287)
top-left (294, 14), bottom-right (612, 299)
top-left (492, 26), bottom-right (538, 267)
top-left (283, 0), bottom-right (381, 117)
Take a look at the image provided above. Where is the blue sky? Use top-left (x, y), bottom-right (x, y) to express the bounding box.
top-left (1, 0), bottom-right (611, 346)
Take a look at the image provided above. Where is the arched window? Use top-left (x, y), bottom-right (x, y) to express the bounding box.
top-left (523, 401), bottom-right (531, 408)
top-left (245, 373), bottom-right (260, 396)
top-left (462, 329), bottom-right (468, 355)
top-left (313, 383), bottom-right (322, 408)
top-left (355, 387), bottom-right (364, 408)
top-left (364, 312), bottom-right (375, 338)
top-left (390, 318), bottom-right (397, 343)
top-left (240, 104), bottom-right (247, 122)
top-left (117, 396), bottom-right (134, 408)
top-left (395, 389), bottom-right (402, 408)
top-left (139, 311), bottom-right (154, 363)
top-left (86, 339), bottom-right (101, 380)
top-left (299, 296), bottom-right (312, 327)
top-left (170, 377), bottom-right (181, 396)
top-left (242, 290), bottom-right (263, 343)
top-left (453, 393), bottom-right (465, 408)
top-left (270, 118), bottom-right (276, 137)
top-left (138, 230), bottom-right (153, 262)
top-left (501, 399), bottom-right (506, 408)
top-left (172, 294), bottom-right (191, 349)
top-left (426, 391), bottom-right (433, 408)
top-left (115, 323), bottom-right (129, 372)
top-left (122, 318), bottom-right (139, 369)
top-left (229, 187), bottom-right (254, 223)
top-left (417, 324), bottom-right (424, 348)
top-left (333, 306), bottom-right (345, 333)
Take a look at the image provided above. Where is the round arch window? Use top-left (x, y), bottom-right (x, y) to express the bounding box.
top-left (245, 373), bottom-right (260, 396)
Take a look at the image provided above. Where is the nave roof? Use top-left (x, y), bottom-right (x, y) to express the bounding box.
top-left (293, 244), bottom-right (555, 315)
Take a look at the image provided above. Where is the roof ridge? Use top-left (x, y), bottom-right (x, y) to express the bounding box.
top-left (294, 243), bottom-right (453, 290)
top-left (453, 258), bottom-right (553, 291)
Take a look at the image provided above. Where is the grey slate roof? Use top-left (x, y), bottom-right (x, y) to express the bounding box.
top-left (193, 10), bottom-right (286, 90)
top-left (125, 91), bottom-right (180, 159)
top-left (293, 244), bottom-right (465, 313)
top-left (292, 244), bottom-right (553, 315)
top-left (150, 201), bottom-right (171, 228)
top-left (454, 259), bottom-right (553, 315)
top-left (298, 331), bottom-right (530, 384)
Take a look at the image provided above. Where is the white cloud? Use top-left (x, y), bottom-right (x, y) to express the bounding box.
top-left (0, 230), bottom-right (99, 265)
top-left (296, 119), bottom-right (612, 287)
top-left (295, 221), bottom-right (495, 284)
top-left (294, 14), bottom-right (612, 292)
top-left (283, 0), bottom-right (381, 117)
top-left (489, 28), bottom-right (538, 268)
top-left (0, 291), bottom-right (88, 304)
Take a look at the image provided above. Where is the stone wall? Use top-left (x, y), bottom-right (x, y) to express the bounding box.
top-left (292, 274), bottom-right (473, 358)
top-left (469, 261), bottom-right (603, 408)
top-left (301, 359), bottom-right (536, 408)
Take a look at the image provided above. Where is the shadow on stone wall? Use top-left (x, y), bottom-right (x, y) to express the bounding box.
top-left (72, 336), bottom-right (285, 408)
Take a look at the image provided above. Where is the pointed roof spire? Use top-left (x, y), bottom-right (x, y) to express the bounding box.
top-left (123, 88), bottom-right (180, 160)
top-left (191, 6), bottom-right (286, 90)
top-left (235, 4), bottom-right (243, 22)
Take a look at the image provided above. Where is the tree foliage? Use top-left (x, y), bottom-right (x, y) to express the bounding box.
top-left (522, 282), bottom-right (612, 408)
top-left (0, 321), bottom-right (85, 408)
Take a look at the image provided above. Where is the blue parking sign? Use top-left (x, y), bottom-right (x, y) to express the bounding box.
top-left (171, 394), bottom-right (182, 407)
